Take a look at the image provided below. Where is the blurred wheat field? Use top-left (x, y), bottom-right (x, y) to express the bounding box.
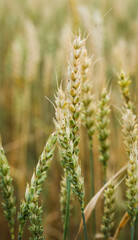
top-left (0, 0), bottom-right (138, 239)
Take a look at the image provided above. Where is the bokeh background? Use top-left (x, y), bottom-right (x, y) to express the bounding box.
top-left (0, 0), bottom-right (138, 239)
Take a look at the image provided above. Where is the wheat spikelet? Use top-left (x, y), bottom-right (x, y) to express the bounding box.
top-left (118, 71), bottom-right (134, 110)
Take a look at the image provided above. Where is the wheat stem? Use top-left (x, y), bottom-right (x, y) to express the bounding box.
top-left (131, 223), bottom-right (135, 240)
top-left (103, 166), bottom-right (107, 185)
top-left (89, 141), bottom-right (96, 236)
top-left (63, 176), bottom-right (70, 240)
top-left (81, 210), bottom-right (88, 240)
top-left (134, 216), bottom-right (138, 240)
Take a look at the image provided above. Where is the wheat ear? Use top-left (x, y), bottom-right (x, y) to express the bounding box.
top-left (0, 137), bottom-right (16, 240)
top-left (54, 35), bottom-right (87, 239)
top-left (67, 35), bottom-right (88, 239)
top-left (122, 108), bottom-right (137, 157)
top-left (122, 108), bottom-right (138, 240)
top-left (18, 132), bottom-right (57, 240)
top-left (81, 47), bottom-right (96, 144)
top-left (97, 87), bottom-right (110, 184)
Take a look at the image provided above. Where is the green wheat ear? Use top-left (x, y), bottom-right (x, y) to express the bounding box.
top-left (97, 87), bottom-right (110, 183)
top-left (0, 135), bottom-right (16, 240)
top-left (126, 144), bottom-right (138, 225)
top-left (18, 132), bottom-right (57, 240)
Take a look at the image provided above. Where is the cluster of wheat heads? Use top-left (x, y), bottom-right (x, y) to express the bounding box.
top-left (0, 34), bottom-right (138, 240)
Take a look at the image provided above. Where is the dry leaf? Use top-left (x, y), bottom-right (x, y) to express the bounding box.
top-left (112, 212), bottom-right (130, 240)
top-left (75, 165), bottom-right (127, 240)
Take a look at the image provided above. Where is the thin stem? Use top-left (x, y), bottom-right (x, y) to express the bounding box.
top-left (81, 210), bottom-right (88, 240)
top-left (131, 223), bottom-right (134, 240)
top-left (63, 176), bottom-right (70, 240)
top-left (89, 141), bottom-right (95, 198)
top-left (103, 165), bottom-right (107, 185)
top-left (134, 215), bottom-right (137, 240)
top-left (89, 140), bottom-right (96, 237)
top-left (67, 215), bottom-right (70, 240)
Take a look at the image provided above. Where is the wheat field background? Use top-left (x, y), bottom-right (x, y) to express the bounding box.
top-left (0, 0), bottom-right (138, 239)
